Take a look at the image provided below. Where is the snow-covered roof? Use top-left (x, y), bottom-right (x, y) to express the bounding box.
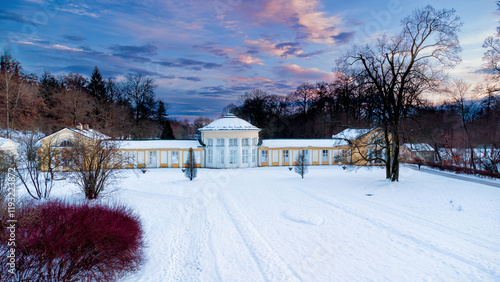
top-left (260, 139), bottom-right (348, 148)
top-left (69, 128), bottom-right (111, 140)
top-left (332, 128), bottom-right (373, 140)
top-left (199, 113), bottom-right (260, 132)
top-left (403, 143), bottom-right (434, 151)
top-left (0, 137), bottom-right (18, 147)
top-left (119, 140), bottom-right (202, 150)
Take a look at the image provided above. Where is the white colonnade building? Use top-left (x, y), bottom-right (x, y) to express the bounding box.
top-left (199, 113), bottom-right (260, 168)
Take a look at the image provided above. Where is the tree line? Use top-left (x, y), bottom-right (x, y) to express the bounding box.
top-left (0, 54), bottom-right (212, 139)
top-left (227, 4), bottom-right (500, 181)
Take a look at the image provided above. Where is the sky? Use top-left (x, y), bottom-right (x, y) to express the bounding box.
top-left (1, 0), bottom-right (498, 121)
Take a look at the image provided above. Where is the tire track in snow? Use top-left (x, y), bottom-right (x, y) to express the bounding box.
top-left (292, 186), bottom-right (500, 279)
top-left (217, 190), bottom-right (301, 282)
top-left (166, 204), bottom-right (210, 281)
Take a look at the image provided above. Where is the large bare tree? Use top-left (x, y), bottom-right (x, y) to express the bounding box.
top-left (68, 134), bottom-right (121, 200)
top-left (339, 5), bottom-right (462, 181)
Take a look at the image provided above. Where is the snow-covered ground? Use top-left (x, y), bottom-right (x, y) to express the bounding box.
top-left (46, 166), bottom-right (499, 281)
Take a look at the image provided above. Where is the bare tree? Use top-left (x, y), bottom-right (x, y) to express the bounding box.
top-left (483, 1), bottom-right (500, 77)
top-left (122, 74), bottom-right (157, 123)
top-left (339, 5), bottom-right (463, 181)
top-left (450, 79), bottom-right (480, 171)
top-left (68, 134), bottom-right (120, 200)
top-left (294, 151), bottom-right (308, 179)
top-left (13, 132), bottom-right (55, 200)
top-left (184, 148), bottom-right (197, 181)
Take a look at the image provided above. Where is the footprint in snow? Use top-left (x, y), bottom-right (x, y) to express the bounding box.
top-left (282, 209), bottom-right (324, 225)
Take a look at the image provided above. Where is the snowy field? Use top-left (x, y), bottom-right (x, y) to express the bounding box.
top-left (47, 165), bottom-right (499, 281)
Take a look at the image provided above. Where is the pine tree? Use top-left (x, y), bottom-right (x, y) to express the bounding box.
top-left (157, 101), bottom-right (175, 139)
top-left (184, 148), bottom-right (197, 181)
top-left (87, 66), bottom-right (107, 101)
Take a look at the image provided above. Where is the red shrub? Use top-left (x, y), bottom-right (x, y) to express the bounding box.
top-left (425, 162), bottom-right (500, 179)
top-left (1, 200), bottom-right (145, 281)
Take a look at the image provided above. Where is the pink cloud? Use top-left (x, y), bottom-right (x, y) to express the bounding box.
top-left (274, 64), bottom-right (338, 82)
top-left (245, 38), bottom-right (304, 58)
top-left (256, 0), bottom-right (341, 44)
top-left (236, 54), bottom-right (264, 65)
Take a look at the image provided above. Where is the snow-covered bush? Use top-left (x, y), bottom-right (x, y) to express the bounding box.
top-left (0, 200), bottom-right (144, 281)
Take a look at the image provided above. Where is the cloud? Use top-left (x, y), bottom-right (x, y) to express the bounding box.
top-left (179, 76), bottom-right (201, 82)
top-left (226, 77), bottom-right (272, 82)
top-left (16, 40), bottom-right (86, 53)
top-left (56, 3), bottom-right (99, 18)
top-left (331, 31), bottom-right (356, 45)
top-left (245, 38), bottom-right (304, 58)
top-left (235, 54), bottom-right (264, 65)
top-left (296, 49), bottom-right (328, 58)
top-left (0, 9), bottom-right (36, 25)
top-left (249, 0), bottom-right (341, 44)
top-left (154, 58), bottom-right (222, 71)
top-left (274, 64), bottom-right (337, 82)
top-left (192, 42), bottom-right (235, 59)
top-left (109, 44), bottom-right (158, 63)
top-left (63, 35), bottom-right (85, 42)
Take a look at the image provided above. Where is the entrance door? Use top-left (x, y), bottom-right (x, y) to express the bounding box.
top-left (148, 151), bottom-right (157, 168)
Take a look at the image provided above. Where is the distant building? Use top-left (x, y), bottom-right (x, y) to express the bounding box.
top-left (38, 116), bottom-right (389, 171)
top-left (0, 137), bottom-right (18, 158)
top-left (400, 143), bottom-right (437, 163)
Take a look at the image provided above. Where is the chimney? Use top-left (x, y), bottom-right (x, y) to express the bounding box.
top-left (83, 124), bottom-right (90, 131)
top-left (76, 123), bottom-right (83, 130)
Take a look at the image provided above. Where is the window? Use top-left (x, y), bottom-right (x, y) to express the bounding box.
top-left (138, 151), bottom-right (145, 164)
top-left (262, 150), bottom-right (268, 162)
top-left (322, 150), bottom-right (328, 162)
top-left (216, 139), bottom-right (224, 146)
top-left (229, 150), bottom-right (237, 164)
top-left (229, 138), bottom-right (237, 146)
top-left (172, 151), bottom-right (179, 164)
top-left (252, 149), bottom-right (256, 163)
top-left (59, 139), bottom-right (74, 147)
top-left (126, 151), bottom-right (134, 165)
top-left (149, 151), bottom-right (156, 165)
top-left (242, 149), bottom-right (249, 163)
top-left (252, 137), bottom-right (258, 146)
top-left (242, 138), bottom-right (249, 146)
top-left (341, 149), bottom-right (350, 163)
top-left (195, 151), bottom-right (201, 164)
top-left (217, 150), bottom-right (225, 164)
top-left (207, 149), bottom-right (213, 163)
top-left (207, 139), bottom-right (213, 146)
top-left (302, 149), bottom-right (309, 162)
top-left (368, 148), bottom-right (383, 164)
top-left (283, 150), bottom-right (289, 163)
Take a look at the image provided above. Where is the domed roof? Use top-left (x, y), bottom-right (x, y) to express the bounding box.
top-left (199, 113), bottom-right (260, 132)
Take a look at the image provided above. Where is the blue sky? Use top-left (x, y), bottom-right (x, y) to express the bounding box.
top-left (1, 0), bottom-right (497, 120)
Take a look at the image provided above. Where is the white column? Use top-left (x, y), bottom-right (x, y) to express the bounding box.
top-left (237, 138), bottom-right (242, 167)
top-left (224, 138), bottom-right (228, 168)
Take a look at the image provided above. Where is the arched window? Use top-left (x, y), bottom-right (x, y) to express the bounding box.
top-left (59, 139), bottom-right (74, 147)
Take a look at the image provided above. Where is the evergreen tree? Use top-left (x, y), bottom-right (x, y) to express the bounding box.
top-left (157, 101), bottom-right (175, 139)
top-left (39, 70), bottom-right (60, 105)
top-left (87, 66), bottom-right (107, 101)
top-left (184, 148), bottom-right (197, 181)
